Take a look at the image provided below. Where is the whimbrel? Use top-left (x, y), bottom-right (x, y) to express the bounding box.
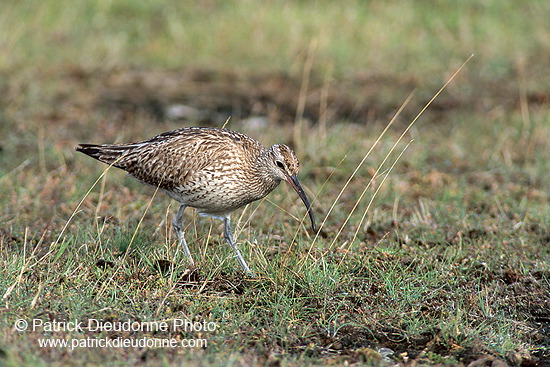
top-left (75, 127), bottom-right (316, 276)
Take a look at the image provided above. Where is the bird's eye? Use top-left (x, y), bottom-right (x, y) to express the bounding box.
top-left (276, 161), bottom-right (285, 169)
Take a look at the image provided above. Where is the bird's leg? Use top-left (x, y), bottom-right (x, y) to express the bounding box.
top-left (172, 204), bottom-right (194, 266)
top-left (223, 216), bottom-right (255, 277)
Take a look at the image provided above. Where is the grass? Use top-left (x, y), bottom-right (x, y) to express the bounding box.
top-left (1, 0), bottom-right (549, 366)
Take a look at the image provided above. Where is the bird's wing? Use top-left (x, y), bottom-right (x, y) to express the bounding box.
top-left (115, 129), bottom-right (256, 190)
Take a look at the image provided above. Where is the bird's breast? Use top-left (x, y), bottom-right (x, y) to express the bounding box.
top-left (166, 164), bottom-right (280, 216)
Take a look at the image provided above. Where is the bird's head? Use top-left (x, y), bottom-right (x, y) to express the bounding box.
top-left (267, 144), bottom-right (317, 233)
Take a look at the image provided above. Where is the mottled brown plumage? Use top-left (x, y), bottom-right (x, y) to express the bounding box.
top-left (75, 127), bottom-right (316, 276)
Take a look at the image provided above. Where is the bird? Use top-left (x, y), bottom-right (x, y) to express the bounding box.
top-left (75, 126), bottom-right (316, 276)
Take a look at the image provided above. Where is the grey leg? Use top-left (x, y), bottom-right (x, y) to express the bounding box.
top-left (172, 204), bottom-right (194, 266)
top-left (223, 216), bottom-right (255, 277)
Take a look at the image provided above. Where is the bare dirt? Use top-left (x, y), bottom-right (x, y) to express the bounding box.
top-left (35, 65), bottom-right (550, 129)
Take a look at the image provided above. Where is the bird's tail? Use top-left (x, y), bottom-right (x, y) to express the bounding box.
top-left (75, 143), bottom-right (133, 168)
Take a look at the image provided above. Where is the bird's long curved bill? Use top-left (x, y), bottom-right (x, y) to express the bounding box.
top-left (287, 175), bottom-right (317, 233)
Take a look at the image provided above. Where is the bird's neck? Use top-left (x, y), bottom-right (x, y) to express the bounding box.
top-left (253, 149), bottom-right (281, 193)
